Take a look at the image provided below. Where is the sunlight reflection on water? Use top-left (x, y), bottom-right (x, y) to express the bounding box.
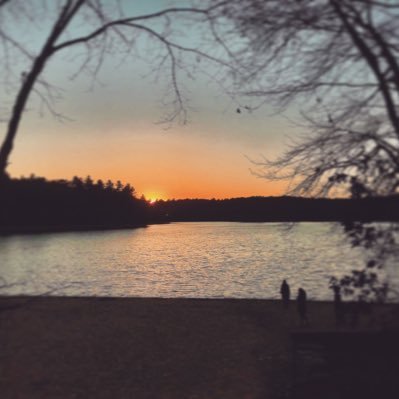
top-left (1, 222), bottom-right (396, 300)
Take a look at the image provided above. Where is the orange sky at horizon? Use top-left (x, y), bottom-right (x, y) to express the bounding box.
top-left (9, 114), bottom-right (290, 200)
top-left (5, 75), bottom-right (294, 201)
top-left (1, 0), bottom-right (298, 200)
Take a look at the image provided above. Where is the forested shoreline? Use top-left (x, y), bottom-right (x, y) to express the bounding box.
top-left (0, 176), bottom-right (148, 234)
top-left (1, 176), bottom-right (398, 235)
top-left (152, 196), bottom-right (399, 223)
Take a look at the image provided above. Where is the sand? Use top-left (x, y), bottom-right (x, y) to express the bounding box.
top-left (0, 296), bottom-right (398, 399)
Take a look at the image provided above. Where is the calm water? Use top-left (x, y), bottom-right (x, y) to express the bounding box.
top-left (0, 222), bottom-right (396, 300)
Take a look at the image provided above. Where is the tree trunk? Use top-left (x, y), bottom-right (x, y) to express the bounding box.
top-left (0, 56), bottom-right (47, 181)
top-left (0, 141), bottom-right (11, 181)
top-left (0, 0), bottom-right (84, 181)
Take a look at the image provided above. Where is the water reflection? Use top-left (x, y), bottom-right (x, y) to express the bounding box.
top-left (0, 222), bottom-right (393, 300)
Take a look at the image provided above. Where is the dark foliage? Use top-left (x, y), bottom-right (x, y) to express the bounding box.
top-left (329, 220), bottom-right (397, 302)
top-left (0, 175), bottom-right (148, 233)
top-left (150, 196), bottom-right (399, 223)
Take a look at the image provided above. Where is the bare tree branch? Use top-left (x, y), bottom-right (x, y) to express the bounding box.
top-left (0, 0), bottom-right (232, 179)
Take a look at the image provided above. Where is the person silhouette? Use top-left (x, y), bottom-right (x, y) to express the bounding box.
top-left (280, 279), bottom-right (290, 307)
top-left (332, 285), bottom-right (344, 326)
top-left (297, 288), bottom-right (309, 326)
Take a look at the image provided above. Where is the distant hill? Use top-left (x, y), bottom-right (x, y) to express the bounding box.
top-left (149, 196), bottom-right (399, 223)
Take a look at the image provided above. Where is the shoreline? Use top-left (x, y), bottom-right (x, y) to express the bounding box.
top-left (0, 223), bottom-right (149, 236)
top-left (1, 217), bottom-right (398, 237)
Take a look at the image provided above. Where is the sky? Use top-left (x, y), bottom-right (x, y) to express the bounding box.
top-left (1, 0), bottom-right (300, 201)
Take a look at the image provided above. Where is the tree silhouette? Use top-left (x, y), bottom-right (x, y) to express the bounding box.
top-left (0, 175), bottom-right (147, 231)
top-left (0, 0), bottom-right (231, 180)
top-left (211, 0), bottom-right (399, 301)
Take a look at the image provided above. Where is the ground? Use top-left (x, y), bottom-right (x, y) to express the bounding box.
top-left (0, 297), bottom-right (398, 399)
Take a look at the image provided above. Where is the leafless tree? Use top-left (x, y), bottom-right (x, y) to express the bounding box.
top-left (0, 0), bottom-right (231, 181)
top-left (210, 0), bottom-right (399, 301)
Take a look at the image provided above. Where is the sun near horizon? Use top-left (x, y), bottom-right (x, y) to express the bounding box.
top-left (3, 0), bottom-right (295, 202)
top-left (9, 119), bottom-right (290, 201)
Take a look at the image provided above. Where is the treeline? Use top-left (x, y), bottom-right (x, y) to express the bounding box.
top-left (1, 177), bottom-right (399, 234)
top-left (149, 196), bottom-right (399, 223)
top-left (0, 175), bottom-right (148, 233)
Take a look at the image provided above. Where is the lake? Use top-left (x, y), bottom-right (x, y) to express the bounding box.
top-left (0, 222), bottom-right (396, 300)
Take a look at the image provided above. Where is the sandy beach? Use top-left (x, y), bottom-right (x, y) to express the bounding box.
top-left (1, 296), bottom-right (398, 399)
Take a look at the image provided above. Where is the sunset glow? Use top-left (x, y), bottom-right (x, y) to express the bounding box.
top-left (8, 108), bottom-right (291, 199)
top-left (2, 0), bottom-right (294, 201)
top-left (147, 196), bottom-right (160, 204)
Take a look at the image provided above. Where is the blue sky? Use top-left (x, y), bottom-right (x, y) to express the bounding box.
top-left (0, 0), bottom-right (299, 199)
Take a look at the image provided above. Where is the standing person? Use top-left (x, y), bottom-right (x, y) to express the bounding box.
top-left (333, 285), bottom-right (344, 326)
top-left (280, 279), bottom-right (290, 307)
top-left (297, 288), bottom-right (309, 326)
